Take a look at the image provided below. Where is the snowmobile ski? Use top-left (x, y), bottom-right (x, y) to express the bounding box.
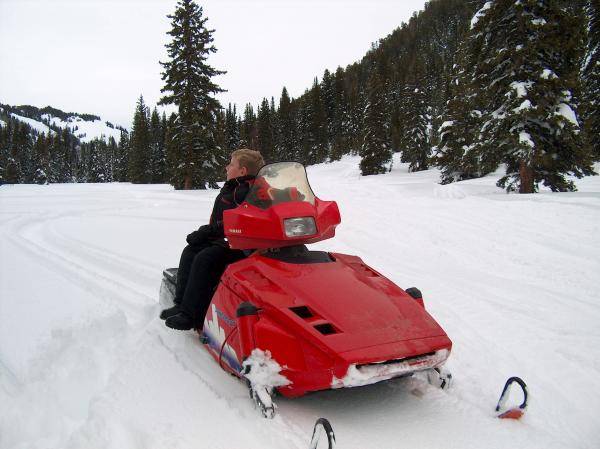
top-left (496, 376), bottom-right (528, 419)
top-left (309, 418), bottom-right (336, 449)
top-left (248, 383), bottom-right (275, 419)
top-left (426, 367), bottom-right (453, 390)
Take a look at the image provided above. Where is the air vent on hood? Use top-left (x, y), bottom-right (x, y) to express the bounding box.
top-left (290, 306), bottom-right (314, 319)
top-left (314, 323), bottom-right (338, 335)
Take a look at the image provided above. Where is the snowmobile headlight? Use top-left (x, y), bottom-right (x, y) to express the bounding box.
top-left (284, 217), bottom-right (316, 237)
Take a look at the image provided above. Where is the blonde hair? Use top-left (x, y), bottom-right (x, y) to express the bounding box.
top-left (231, 149), bottom-right (265, 176)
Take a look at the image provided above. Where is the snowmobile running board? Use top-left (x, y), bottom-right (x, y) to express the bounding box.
top-left (496, 377), bottom-right (528, 419)
top-left (309, 418), bottom-right (336, 449)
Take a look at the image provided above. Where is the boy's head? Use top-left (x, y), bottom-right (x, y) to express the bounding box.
top-left (226, 149), bottom-right (265, 180)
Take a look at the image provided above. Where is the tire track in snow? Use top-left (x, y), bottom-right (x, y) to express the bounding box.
top-left (4, 210), bottom-right (157, 319)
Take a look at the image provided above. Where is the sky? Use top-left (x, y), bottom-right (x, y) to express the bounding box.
top-left (0, 0), bottom-right (428, 128)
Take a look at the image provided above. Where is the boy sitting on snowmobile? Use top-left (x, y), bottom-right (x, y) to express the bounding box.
top-left (160, 149), bottom-right (265, 330)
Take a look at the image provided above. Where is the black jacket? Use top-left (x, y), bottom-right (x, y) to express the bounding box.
top-left (187, 175), bottom-right (255, 247)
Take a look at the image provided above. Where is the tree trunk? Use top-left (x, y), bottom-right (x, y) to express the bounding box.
top-left (183, 174), bottom-right (192, 190)
top-left (519, 160), bottom-right (534, 194)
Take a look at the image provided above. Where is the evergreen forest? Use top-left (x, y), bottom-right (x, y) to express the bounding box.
top-left (1, 0), bottom-right (598, 193)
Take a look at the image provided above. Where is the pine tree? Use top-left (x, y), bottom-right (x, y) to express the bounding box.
top-left (165, 113), bottom-right (182, 188)
top-left (433, 38), bottom-right (484, 183)
top-left (106, 136), bottom-right (117, 182)
top-left (1, 120), bottom-right (19, 183)
top-left (15, 123), bottom-right (33, 182)
top-left (240, 103), bottom-right (257, 149)
top-left (225, 103), bottom-right (240, 152)
top-left (257, 97), bottom-right (275, 163)
top-left (61, 127), bottom-right (76, 183)
top-left (270, 96), bottom-right (280, 159)
top-left (329, 67), bottom-right (349, 161)
top-left (397, 77), bottom-right (431, 172)
top-left (309, 78), bottom-right (329, 164)
top-left (471, 0), bottom-right (595, 192)
top-left (582, 0), bottom-right (600, 159)
top-left (0, 121), bottom-right (8, 183)
top-left (360, 71), bottom-right (392, 175)
top-left (115, 131), bottom-right (130, 182)
top-left (159, 0), bottom-right (225, 189)
top-left (297, 79), bottom-right (328, 166)
top-left (297, 95), bottom-right (311, 165)
top-left (347, 79), bottom-right (366, 155)
top-left (149, 108), bottom-right (166, 182)
top-left (48, 133), bottom-right (62, 183)
top-left (88, 139), bottom-right (107, 183)
top-left (207, 108), bottom-right (229, 187)
top-left (128, 95), bottom-right (151, 183)
top-left (32, 134), bottom-right (49, 184)
top-left (277, 87), bottom-right (297, 161)
top-left (321, 69), bottom-right (336, 146)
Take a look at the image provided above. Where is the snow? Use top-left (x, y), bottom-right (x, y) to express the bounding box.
top-left (9, 113), bottom-right (55, 136)
top-left (8, 112), bottom-right (124, 143)
top-left (514, 99), bottom-right (533, 112)
top-left (531, 18), bottom-right (547, 26)
top-left (41, 114), bottom-right (124, 143)
top-left (242, 349), bottom-right (291, 392)
top-left (541, 69), bottom-right (558, 80)
top-left (0, 119), bottom-right (5, 127)
top-left (471, 1), bottom-right (492, 29)
top-left (509, 81), bottom-right (533, 98)
top-left (519, 130), bottom-right (535, 147)
top-left (555, 103), bottom-right (579, 126)
top-left (331, 350), bottom-right (449, 389)
top-left (1, 155), bottom-right (600, 449)
top-left (439, 120), bottom-right (454, 130)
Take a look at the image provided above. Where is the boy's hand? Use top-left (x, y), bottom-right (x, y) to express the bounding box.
top-left (186, 225), bottom-right (211, 245)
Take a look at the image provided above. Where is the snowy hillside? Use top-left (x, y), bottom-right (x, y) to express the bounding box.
top-left (1, 155), bottom-right (599, 449)
top-left (40, 113), bottom-right (124, 143)
top-left (0, 104), bottom-right (126, 143)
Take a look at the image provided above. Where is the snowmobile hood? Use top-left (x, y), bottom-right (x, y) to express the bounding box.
top-left (221, 252), bottom-right (451, 362)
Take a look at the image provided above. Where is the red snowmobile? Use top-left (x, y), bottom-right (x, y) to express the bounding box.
top-left (160, 162), bottom-right (452, 419)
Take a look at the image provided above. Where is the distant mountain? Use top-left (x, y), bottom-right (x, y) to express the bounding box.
top-left (0, 103), bottom-right (128, 143)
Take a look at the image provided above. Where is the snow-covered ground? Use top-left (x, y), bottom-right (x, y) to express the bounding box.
top-left (1, 155), bottom-right (599, 449)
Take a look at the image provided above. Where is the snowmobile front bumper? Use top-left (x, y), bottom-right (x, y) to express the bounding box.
top-left (331, 348), bottom-right (450, 389)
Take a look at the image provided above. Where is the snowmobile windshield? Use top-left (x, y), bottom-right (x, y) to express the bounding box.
top-left (245, 162), bottom-right (316, 210)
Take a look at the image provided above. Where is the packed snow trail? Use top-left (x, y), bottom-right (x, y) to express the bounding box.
top-left (1, 155), bottom-right (599, 449)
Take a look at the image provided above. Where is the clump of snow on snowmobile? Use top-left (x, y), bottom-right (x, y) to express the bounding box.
top-left (242, 348), bottom-right (290, 418)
